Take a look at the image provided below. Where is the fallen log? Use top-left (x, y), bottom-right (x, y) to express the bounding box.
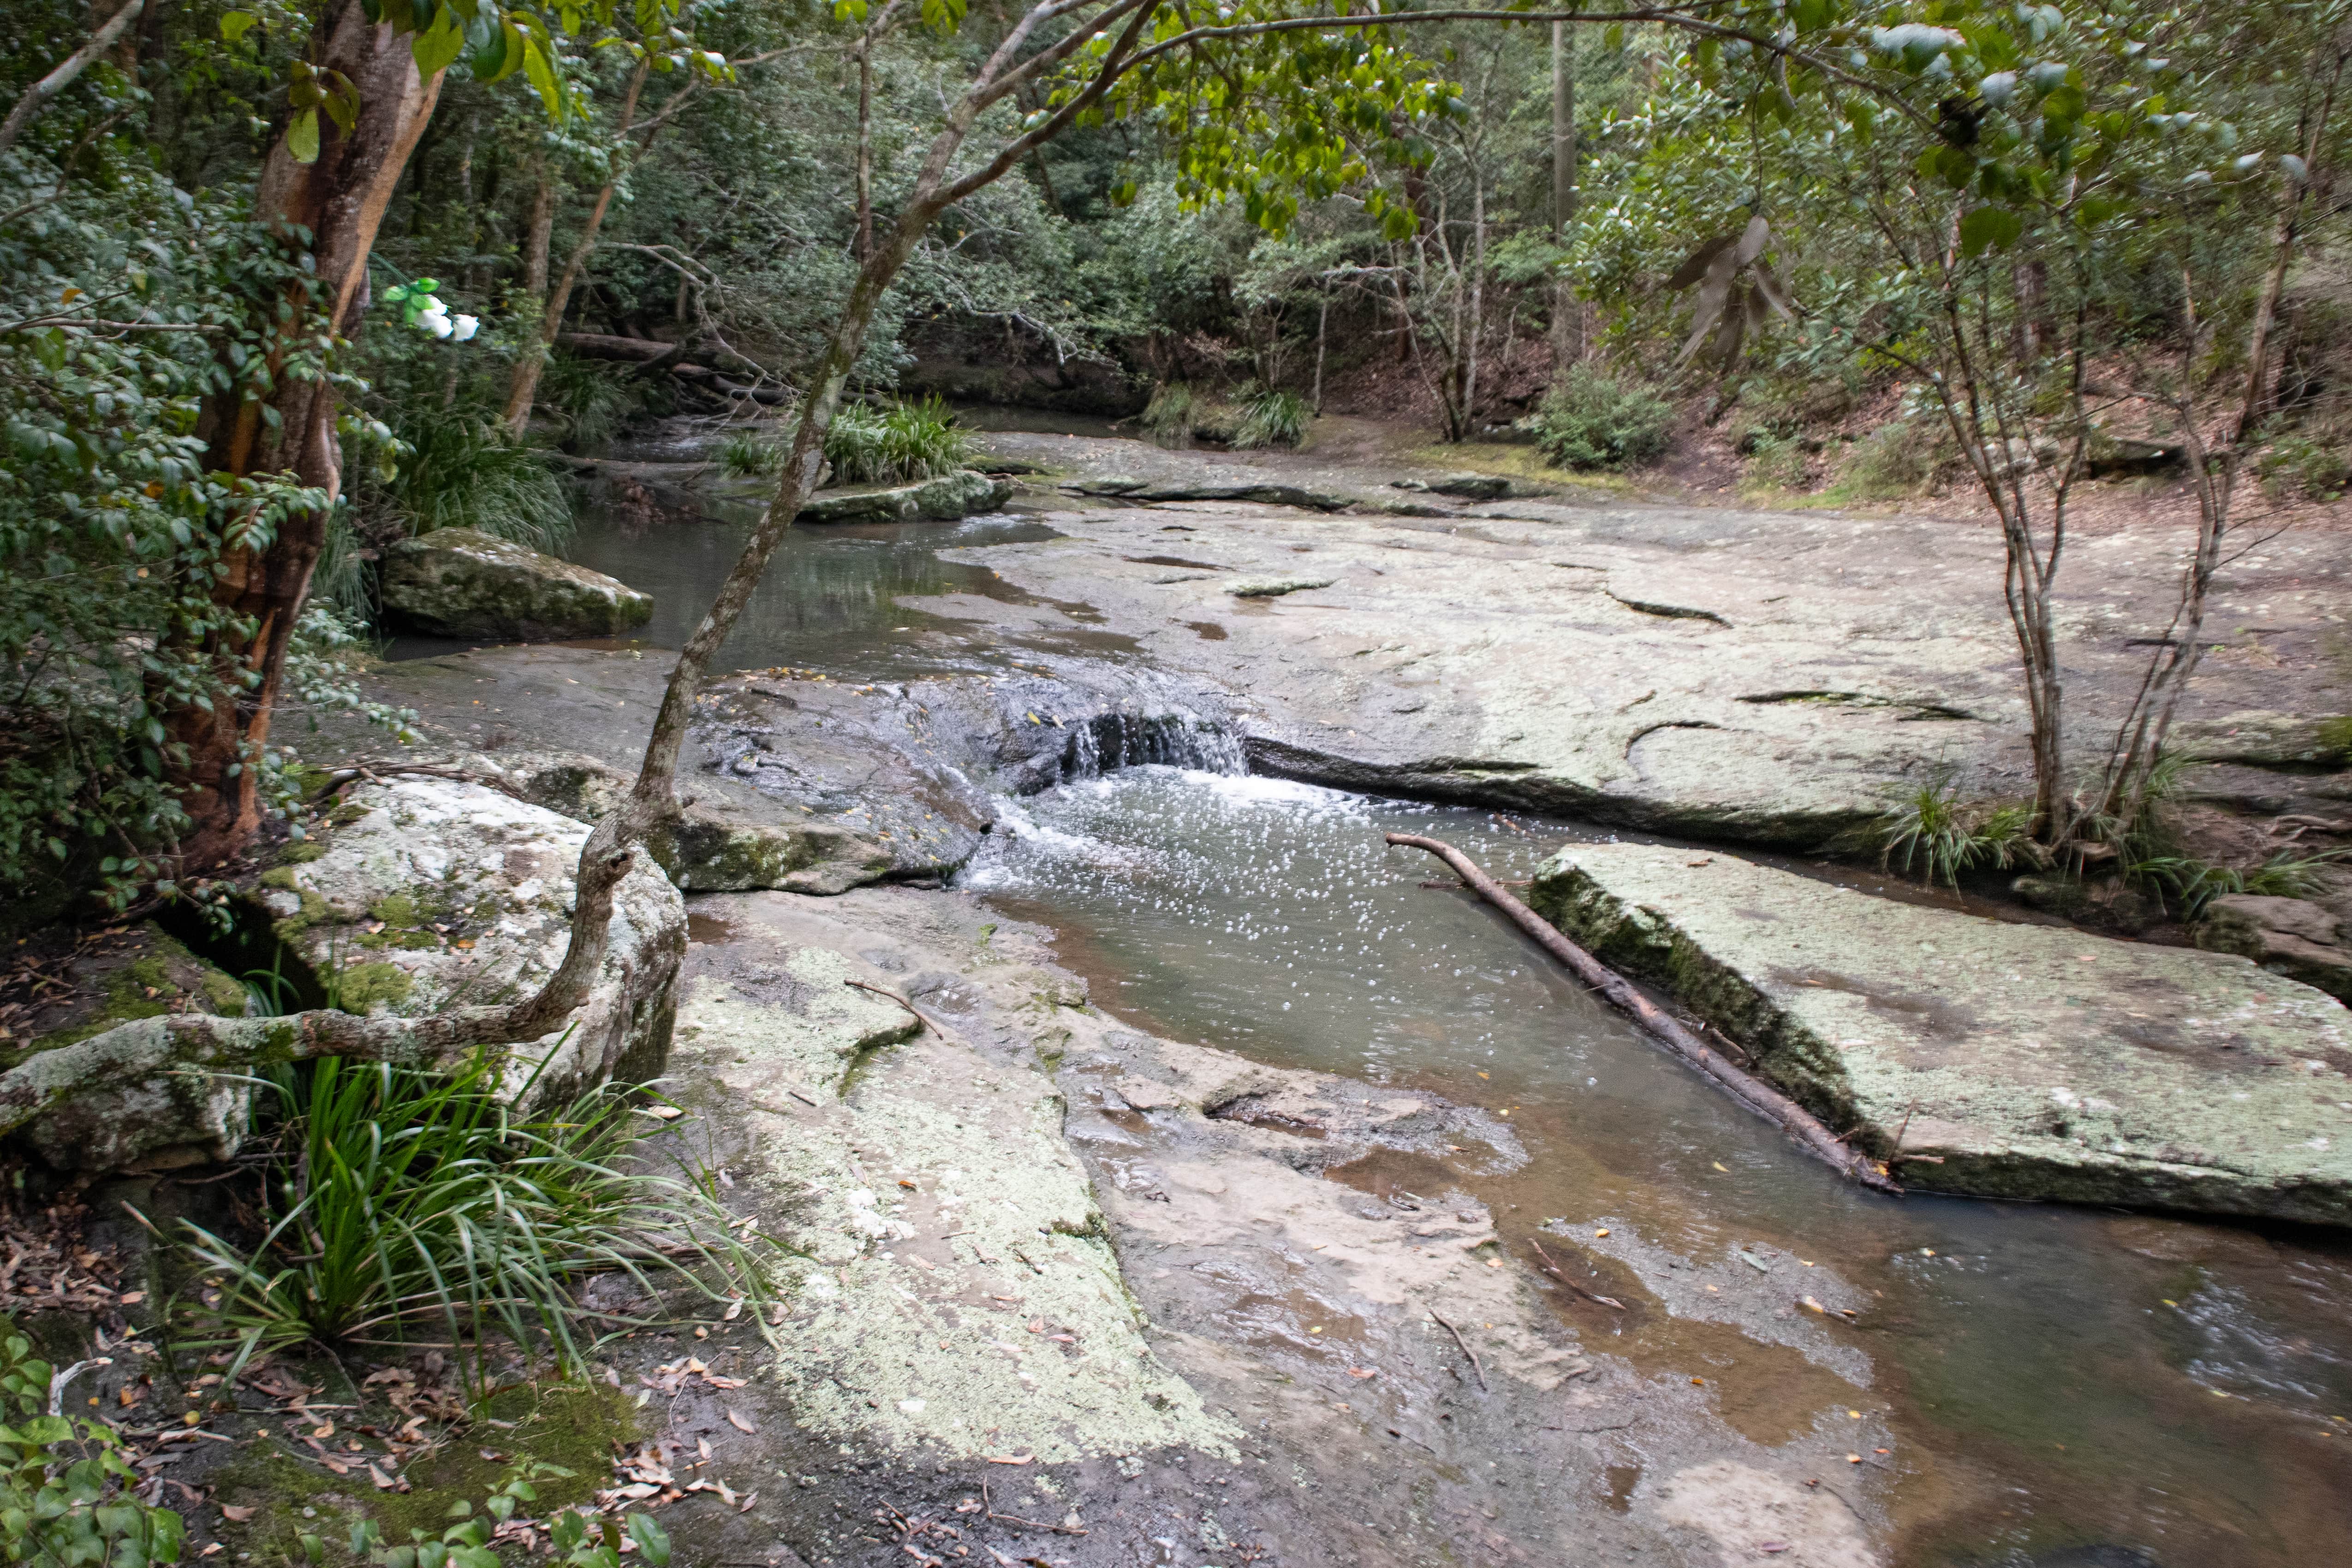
top-left (1383, 832), bottom-right (1900, 1195)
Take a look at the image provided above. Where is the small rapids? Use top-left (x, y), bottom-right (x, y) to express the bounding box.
top-left (963, 764), bottom-right (2352, 1568)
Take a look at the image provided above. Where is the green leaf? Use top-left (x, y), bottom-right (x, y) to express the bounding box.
top-left (286, 107), bottom-right (320, 164)
top-left (412, 6), bottom-right (466, 77)
top-left (219, 11), bottom-right (260, 43)
top-left (522, 31), bottom-right (562, 115)
top-left (1957, 205), bottom-right (2023, 257)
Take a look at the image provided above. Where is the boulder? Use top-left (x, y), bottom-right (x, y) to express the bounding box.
top-left (1527, 841), bottom-right (2352, 1226)
top-left (2195, 894), bottom-right (2352, 1002)
top-left (795, 470), bottom-right (1012, 525)
top-left (381, 527), bottom-right (653, 640)
top-left (259, 776), bottom-right (685, 1108)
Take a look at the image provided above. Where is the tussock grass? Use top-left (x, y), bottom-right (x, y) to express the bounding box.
top-left (175, 1050), bottom-right (756, 1388)
top-left (824, 395), bottom-right (973, 484)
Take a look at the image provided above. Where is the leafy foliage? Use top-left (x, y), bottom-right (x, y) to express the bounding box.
top-left (0, 1324), bottom-right (185, 1565)
top-left (823, 396), bottom-right (973, 484)
top-left (1229, 384), bottom-right (1310, 449)
top-left (1530, 366), bottom-right (1673, 471)
top-left (176, 1052), bottom-right (755, 1387)
top-left (332, 1460), bottom-right (670, 1568)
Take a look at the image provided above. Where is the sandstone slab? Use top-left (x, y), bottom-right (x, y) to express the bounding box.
top-left (1527, 841), bottom-right (2352, 1224)
top-left (382, 526), bottom-right (652, 639)
top-left (795, 469), bottom-right (1012, 525)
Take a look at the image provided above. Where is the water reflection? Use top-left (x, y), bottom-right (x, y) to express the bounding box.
top-left (963, 765), bottom-right (2352, 1568)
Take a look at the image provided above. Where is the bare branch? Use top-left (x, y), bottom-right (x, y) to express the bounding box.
top-left (0, 0), bottom-right (146, 155)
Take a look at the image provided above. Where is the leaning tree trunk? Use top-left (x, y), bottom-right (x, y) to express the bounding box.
top-left (501, 58), bottom-right (650, 437)
top-left (172, 4), bottom-right (445, 867)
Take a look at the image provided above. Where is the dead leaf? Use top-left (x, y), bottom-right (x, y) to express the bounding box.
top-left (220, 1505), bottom-right (256, 1522)
top-left (725, 1409), bottom-right (756, 1434)
top-left (368, 1464), bottom-right (400, 1491)
top-left (1346, 1367), bottom-right (1378, 1380)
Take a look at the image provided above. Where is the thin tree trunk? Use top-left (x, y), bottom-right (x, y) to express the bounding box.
top-left (502, 58), bottom-right (653, 437)
top-left (1464, 178), bottom-right (1485, 433)
top-left (856, 40), bottom-right (875, 262)
top-left (0, 0), bottom-right (145, 154)
top-left (1311, 286), bottom-right (1329, 415)
top-left (1550, 20), bottom-right (1582, 372)
top-left (522, 150), bottom-right (557, 298)
top-left (171, 4), bottom-right (445, 865)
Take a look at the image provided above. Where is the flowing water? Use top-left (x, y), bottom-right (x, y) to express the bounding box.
top-left (960, 767), bottom-right (2352, 1567)
top-left (473, 435), bottom-right (2352, 1563)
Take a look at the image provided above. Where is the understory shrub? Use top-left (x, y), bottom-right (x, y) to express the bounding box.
top-left (719, 427), bottom-right (782, 476)
top-left (370, 418), bottom-right (576, 554)
top-left (0, 1326), bottom-right (185, 1565)
top-left (1530, 366), bottom-right (1674, 470)
top-left (1230, 385), bottom-right (1311, 449)
top-left (824, 395), bottom-right (973, 483)
top-left (175, 1051), bottom-right (754, 1387)
top-left (1142, 382), bottom-right (1199, 448)
top-left (2258, 429), bottom-right (2352, 502)
top-left (1880, 773), bottom-right (2038, 888)
top-left (1827, 418), bottom-right (1951, 502)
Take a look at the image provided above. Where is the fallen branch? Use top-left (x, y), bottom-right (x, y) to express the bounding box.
top-left (1528, 1238), bottom-right (1625, 1311)
top-left (1426, 1307), bottom-right (1487, 1392)
top-left (1382, 833), bottom-right (1900, 1196)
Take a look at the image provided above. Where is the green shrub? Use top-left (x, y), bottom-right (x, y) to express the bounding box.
top-left (0, 1326), bottom-right (185, 1565)
top-left (375, 418), bottom-right (576, 554)
top-left (824, 395), bottom-right (973, 484)
top-left (719, 428), bottom-right (782, 476)
top-left (1744, 430), bottom-right (1810, 491)
top-left (2258, 431), bottom-right (2352, 502)
top-left (176, 1051), bottom-right (755, 1388)
top-left (1530, 366), bottom-right (1674, 471)
top-left (1881, 774), bottom-right (2037, 888)
top-left (1142, 382), bottom-right (1199, 448)
top-left (1826, 418), bottom-right (1948, 502)
top-left (1230, 385), bottom-right (1311, 449)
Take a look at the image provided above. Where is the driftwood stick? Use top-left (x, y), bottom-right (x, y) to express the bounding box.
top-left (1382, 833), bottom-right (1900, 1196)
top-left (1528, 1237), bottom-right (1626, 1310)
top-left (1426, 1308), bottom-right (1488, 1392)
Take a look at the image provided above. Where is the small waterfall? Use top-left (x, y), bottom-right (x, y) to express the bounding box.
top-left (1063, 707), bottom-right (1246, 779)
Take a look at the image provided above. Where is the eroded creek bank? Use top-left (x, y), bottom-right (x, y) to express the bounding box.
top-left (328, 440), bottom-right (2352, 1567)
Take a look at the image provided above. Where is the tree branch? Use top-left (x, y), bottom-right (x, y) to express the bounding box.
top-left (0, 0), bottom-right (146, 155)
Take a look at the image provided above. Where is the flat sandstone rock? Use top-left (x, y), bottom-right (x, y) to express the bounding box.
top-left (1527, 843), bottom-right (2352, 1225)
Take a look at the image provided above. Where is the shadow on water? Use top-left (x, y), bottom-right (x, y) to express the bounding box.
top-left (959, 767), bottom-right (2352, 1568)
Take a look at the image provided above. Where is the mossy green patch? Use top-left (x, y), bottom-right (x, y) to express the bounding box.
top-left (369, 893), bottom-right (423, 929)
top-left (336, 962), bottom-right (414, 1013)
top-left (261, 865), bottom-right (302, 890)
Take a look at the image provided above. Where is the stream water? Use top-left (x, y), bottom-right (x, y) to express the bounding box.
top-left (542, 450), bottom-right (2352, 1565)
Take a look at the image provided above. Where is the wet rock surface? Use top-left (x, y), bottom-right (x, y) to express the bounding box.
top-left (341, 643), bottom-right (1241, 896)
top-left (382, 527), bottom-right (654, 639)
top-left (944, 432), bottom-right (2352, 848)
top-left (1528, 841), bottom-right (2352, 1223)
top-left (646, 886), bottom-right (1899, 1567)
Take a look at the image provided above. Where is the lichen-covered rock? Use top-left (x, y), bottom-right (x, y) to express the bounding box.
top-left (10, 924), bottom-right (250, 1172)
top-left (381, 527), bottom-right (653, 639)
top-left (2195, 894), bottom-right (2352, 1002)
top-left (1527, 842), bottom-right (2352, 1225)
top-left (266, 776), bottom-right (685, 1108)
top-left (795, 470), bottom-right (1012, 525)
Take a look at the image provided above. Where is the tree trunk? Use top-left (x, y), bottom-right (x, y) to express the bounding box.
top-left (502, 58), bottom-right (652, 437)
top-left (522, 150), bottom-right (557, 298)
top-left (1311, 286), bottom-right (1329, 415)
top-left (171, 5), bottom-right (444, 866)
top-left (1549, 20), bottom-right (1582, 373)
top-left (1464, 178), bottom-right (1485, 432)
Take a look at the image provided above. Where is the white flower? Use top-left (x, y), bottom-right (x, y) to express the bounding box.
top-left (417, 307), bottom-right (453, 339)
top-left (450, 314), bottom-right (479, 343)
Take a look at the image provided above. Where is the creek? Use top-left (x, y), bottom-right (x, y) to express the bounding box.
top-left (517, 435), bottom-right (2352, 1565)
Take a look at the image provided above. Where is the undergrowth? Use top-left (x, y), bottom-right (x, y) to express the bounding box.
top-left (0, 1325), bottom-right (184, 1565)
top-left (718, 428), bottom-right (782, 477)
top-left (1142, 382), bottom-right (1199, 448)
top-left (373, 419), bottom-right (575, 554)
top-left (824, 395), bottom-right (972, 484)
top-left (1879, 773), bottom-right (2038, 888)
top-left (1230, 384), bottom-right (1310, 449)
top-left (1530, 365), bottom-right (1673, 471)
top-left (2127, 849), bottom-right (2348, 918)
top-left (173, 1050), bottom-right (756, 1390)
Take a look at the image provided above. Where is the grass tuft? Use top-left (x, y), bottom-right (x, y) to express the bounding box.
top-left (384, 419), bottom-right (576, 554)
top-left (824, 395), bottom-right (973, 484)
top-left (175, 1050), bottom-right (756, 1389)
top-left (1880, 773), bottom-right (2038, 888)
top-left (1230, 385), bottom-right (1311, 449)
top-left (719, 428), bottom-right (782, 477)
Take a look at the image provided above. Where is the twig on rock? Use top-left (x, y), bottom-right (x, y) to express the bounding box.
top-left (1383, 833), bottom-right (1902, 1196)
top-left (1426, 1308), bottom-right (1487, 1392)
